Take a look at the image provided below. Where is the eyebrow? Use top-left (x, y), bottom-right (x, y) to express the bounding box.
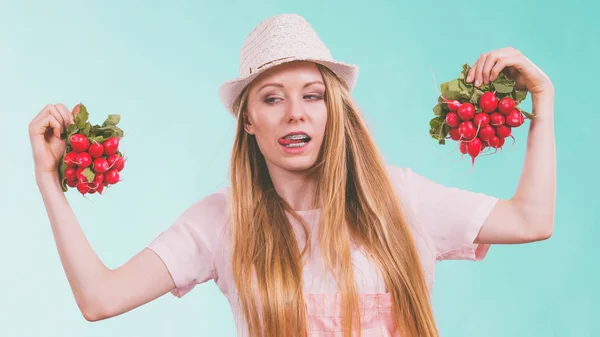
top-left (257, 80), bottom-right (324, 92)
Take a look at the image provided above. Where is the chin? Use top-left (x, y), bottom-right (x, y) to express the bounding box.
top-left (280, 156), bottom-right (318, 171)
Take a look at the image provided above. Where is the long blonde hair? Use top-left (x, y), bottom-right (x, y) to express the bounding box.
top-left (229, 63), bottom-right (439, 337)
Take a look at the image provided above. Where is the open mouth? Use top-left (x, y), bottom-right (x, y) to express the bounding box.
top-left (278, 133), bottom-right (311, 148)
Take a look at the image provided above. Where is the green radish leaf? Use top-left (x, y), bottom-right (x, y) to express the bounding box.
top-left (90, 135), bottom-right (108, 143)
top-left (114, 127), bottom-right (124, 138)
top-left (95, 125), bottom-right (116, 137)
top-left (429, 116), bottom-right (442, 129)
top-left (58, 160), bottom-right (68, 192)
top-left (81, 122), bottom-right (92, 137)
top-left (102, 114), bottom-right (121, 127)
top-left (429, 116), bottom-right (449, 144)
top-left (470, 88), bottom-right (485, 105)
top-left (440, 79), bottom-right (463, 100)
top-left (77, 104), bottom-right (89, 129)
top-left (478, 83), bottom-right (491, 92)
top-left (65, 123), bottom-right (79, 144)
top-left (459, 63), bottom-right (471, 81)
top-left (516, 106), bottom-right (535, 120)
top-left (492, 75), bottom-right (516, 94)
top-left (82, 168), bottom-right (95, 183)
top-left (433, 103), bottom-right (444, 116)
top-left (515, 89), bottom-right (528, 104)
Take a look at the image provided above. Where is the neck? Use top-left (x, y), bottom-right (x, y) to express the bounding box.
top-left (267, 163), bottom-right (319, 212)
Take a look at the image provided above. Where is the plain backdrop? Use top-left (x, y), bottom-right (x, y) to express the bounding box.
top-left (1, 0), bottom-right (598, 336)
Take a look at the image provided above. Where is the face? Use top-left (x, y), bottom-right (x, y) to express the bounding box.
top-left (244, 61), bottom-right (327, 173)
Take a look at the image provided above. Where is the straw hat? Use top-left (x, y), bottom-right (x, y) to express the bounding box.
top-left (218, 13), bottom-right (360, 117)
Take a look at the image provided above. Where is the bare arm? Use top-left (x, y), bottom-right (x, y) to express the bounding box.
top-left (476, 92), bottom-right (555, 244)
top-left (37, 171), bottom-right (176, 321)
top-left (464, 47), bottom-right (556, 244)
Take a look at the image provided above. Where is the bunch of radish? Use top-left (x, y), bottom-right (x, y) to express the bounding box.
top-left (58, 104), bottom-right (126, 195)
top-left (429, 63), bottom-right (534, 166)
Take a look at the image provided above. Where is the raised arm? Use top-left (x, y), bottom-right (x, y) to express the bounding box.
top-left (465, 47), bottom-right (556, 244)
top-left (30, 104), bottom-right (176, 322)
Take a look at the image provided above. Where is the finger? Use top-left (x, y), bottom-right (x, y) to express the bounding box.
top-left (475, 53), bottom-right (488, 87)
top-left (47, 104), bottom-right (66, 135)
top-left (54, 103), bottom-right (74, 126)
top-left (30, 103), bottom-right (54, 126)
top-left (489, 58), bottom-right (506, 83)
top-left (45, 114), bottom-right (62, 139)
top-left (467, 60), bottom-right (478, 83)
top-left (482, 53), bottom-right (499, 84)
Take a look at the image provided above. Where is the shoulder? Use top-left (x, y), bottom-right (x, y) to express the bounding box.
top-left (384, 164), bottom-right (420, 206)
top-left (177, 186), bottom-right (232, 228)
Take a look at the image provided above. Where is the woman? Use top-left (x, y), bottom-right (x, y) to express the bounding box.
top-left (28, 13), bottom-right (555, 337)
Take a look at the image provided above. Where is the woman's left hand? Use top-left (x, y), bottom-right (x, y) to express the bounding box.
top-left (466, 47), bottom-right (554, 97)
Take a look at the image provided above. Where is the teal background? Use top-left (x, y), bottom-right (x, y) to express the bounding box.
top-left (1, 0), bottom-right (598, 336)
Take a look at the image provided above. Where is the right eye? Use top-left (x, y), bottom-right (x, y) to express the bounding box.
top-left (264, 97), bottom-right (282, 104)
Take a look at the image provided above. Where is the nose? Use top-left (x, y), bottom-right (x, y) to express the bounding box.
top-left (285, 97), bottom-right (306, 121)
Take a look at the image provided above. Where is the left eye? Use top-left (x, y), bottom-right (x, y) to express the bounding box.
top-left (304, 95), bottom-right (323, 100)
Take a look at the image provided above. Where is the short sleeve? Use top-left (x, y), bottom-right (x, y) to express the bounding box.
top-left (387, 165), bottom-right (498, 262)
top-left (146, 188), bottom-right (229, 298)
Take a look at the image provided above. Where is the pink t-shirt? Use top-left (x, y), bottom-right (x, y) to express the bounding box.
top-left (147, 165), bottom-right (498, 336)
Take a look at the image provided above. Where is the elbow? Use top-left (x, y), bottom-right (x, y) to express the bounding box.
top-left (79, 295), bottom-right (110, 322)
top-left (80, 302), bottom-right (104, 322)
top-left (513, 199), bottom-right (554, 242)
top-left (525, 216), bottom-right (554, 242)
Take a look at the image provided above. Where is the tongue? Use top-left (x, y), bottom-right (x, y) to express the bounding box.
top-left (278, 138), bottom-right (308, 145)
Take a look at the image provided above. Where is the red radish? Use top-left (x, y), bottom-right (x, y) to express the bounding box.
top-left (457, 103), bottom-right (475, 121)
top-left (449, 127), bottom-right (461, 141)
top-left (488, 136), bottom-right (501, 148)
top-left (498, 97), bottom-right (516, 114)
top-left (76, 182), bottom-right (92, 195)
top-left (96, 183), bottom-right (105, 194)
top-left (76, 152), bottom-right (92, 168)
top-left (76, 167), bottom-right (94, 183)
top-left (445, 112), bottom-right (460, 127)
top-left (76, 167), bottom-right (87, 181)
top-left (64, 152), bottom-right (78, 168)
top-left (114, 157), bottom-right (125, 172)
top-left (496, 125), bottom-right (512, 138)
top-left (105, 169), bottom-right (120, 185)
top-left (490, 112), bottom-right (505, 126)
top-left (66, 178), bottom-right (78, 188)
top-left (467, 138), bottom-right (483, 165)
top-left (479, 92), bottom-right (498, 113)
top-left (458, 121), bottom-right (477, 140)
top-left (506, 109), bottom-right (525, 127)
top-left (64, 167), bottom-right (77, 181)
top-left (93, 172), bottom-right (104, 186)
top-left (70, 134), bottom-right (90, 152)
top-left (103, 137), bottom-right (120, 156)
top-left (473, 113), bottom-right (490, 128)
top-left (447, 99), bottom-right (461, 111)
top-left (478, 125), bottom-right (495, 142)
top-left (498, 137), bottom-right (505, 148)
top-left (459, 141), bottom-right (468, 154)
top-left (93, 158), bottom-right (110, 173)
top-left (107, 154), bottom-right (125, 172)
top-left (88, 142), bottom-right (104, 158)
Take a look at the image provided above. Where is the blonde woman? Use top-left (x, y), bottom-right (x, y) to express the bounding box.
top-left (29, 13), bottom-right (555, 337)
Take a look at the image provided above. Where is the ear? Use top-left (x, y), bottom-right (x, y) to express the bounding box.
top-left (243, 112), bottom-right (255, 135)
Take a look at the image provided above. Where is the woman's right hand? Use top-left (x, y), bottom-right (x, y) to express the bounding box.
top-left (29, 103), bottom-right (79, 178)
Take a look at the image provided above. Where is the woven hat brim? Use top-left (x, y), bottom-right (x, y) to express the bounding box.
top-left (218, 57), bottom-right (359, 117)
